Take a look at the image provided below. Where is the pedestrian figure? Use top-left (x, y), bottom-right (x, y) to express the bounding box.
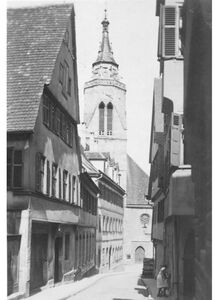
top-left (156, 265), bottom-right (169, 297)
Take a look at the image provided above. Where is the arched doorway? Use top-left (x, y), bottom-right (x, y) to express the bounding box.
top-left (135, 246), bottom-right (145, 263)
top-left (183, 231), bottom-right (195, 300)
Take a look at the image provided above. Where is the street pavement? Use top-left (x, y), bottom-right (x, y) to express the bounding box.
top-left (21, 263), bottom-right (171, 300)
top-left (67, 264), bottom-right (149, 300)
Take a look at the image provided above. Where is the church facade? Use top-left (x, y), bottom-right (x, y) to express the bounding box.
top-left (82, 11), bottom-right (153, 267)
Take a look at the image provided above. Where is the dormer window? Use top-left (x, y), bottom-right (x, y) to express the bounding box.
top-left (64, 30), bottom-right (69, 47)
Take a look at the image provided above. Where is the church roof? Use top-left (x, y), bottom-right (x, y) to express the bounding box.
top-left (126, 155), bottom-right (149, 206)
top-left (93, 10), bottom-right (118, 68)
top-left (7, 4), bottom-right (74, 132)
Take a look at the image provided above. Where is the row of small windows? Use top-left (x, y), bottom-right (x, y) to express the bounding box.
top-left (99, 102), bottom-right (113, 135)
top-left (75, 231), bottom-right (95, 269)
top-left (80, 184), bottom-right (97, 215)
top-left (102, 246), bottom-right (123, 266)
top-left (35, 152), bottom-right (79, 205)
top-left (99, 214), bottom-right (123, 234)
top-left (98, 182), bottom-right (123, 208)
top-left (43, 95), bottom-right (74, 147)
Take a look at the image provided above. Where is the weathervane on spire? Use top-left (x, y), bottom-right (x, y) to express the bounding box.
top-left (102, 8), bottom-right (109, 31)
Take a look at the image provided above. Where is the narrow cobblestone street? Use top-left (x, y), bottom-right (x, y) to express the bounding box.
top-left (67, 264), bottom-right (169, 300)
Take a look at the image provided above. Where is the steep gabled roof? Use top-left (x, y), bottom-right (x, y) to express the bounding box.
top-left (7, 4), bottom-right (74, 132)
top-left (126, 155), bottom-right (149, 205)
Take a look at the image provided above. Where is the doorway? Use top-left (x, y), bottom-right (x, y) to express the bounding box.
top-left (7, 236), bottom-right (20, 295)
top-left (30, 233), bottom-right (48, 291)
top-left (135, 246), bottom-right (145, 263)
top-left (54, 237), bottom-right (62, 283)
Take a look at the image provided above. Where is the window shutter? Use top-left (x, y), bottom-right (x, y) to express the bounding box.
top-left (162, 6), bottom-right (178, 58)
top-left (46, 160), bottom-right (50, 195)
top-left (7, 148), bottom-right (13, 188)
top-left (158, 4), bottom-right (163, 58)
top-left (13, 150), bottom-right (23, 188)
top-left (170, 113), bottom-right (182, 167)
top-left (35, 153), bottom-right (40, 191)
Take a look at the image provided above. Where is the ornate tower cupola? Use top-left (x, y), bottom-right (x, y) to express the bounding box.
top-left (92, 10), bottom-right (120, 80)
top-left (93, 9), bottom-right (118, 68)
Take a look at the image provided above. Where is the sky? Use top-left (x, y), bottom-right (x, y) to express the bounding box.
top-left (7, 0), bottom-right (159, 175)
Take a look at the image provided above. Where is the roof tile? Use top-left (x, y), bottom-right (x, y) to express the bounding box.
top-left (7, 4), bottom-right (74, 132)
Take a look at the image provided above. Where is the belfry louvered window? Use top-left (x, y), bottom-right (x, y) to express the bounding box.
top-left (107, 102), bottom-right (113, 135)
top-left (159, 5), bottom-right (183, 58)
top-left (99, 102), bottom-right (105, 135)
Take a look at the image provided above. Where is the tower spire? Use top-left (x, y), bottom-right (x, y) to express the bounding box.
top-left (93, 10), bottom-right (118, 68)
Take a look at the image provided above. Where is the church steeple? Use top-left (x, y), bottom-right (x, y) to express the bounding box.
top-left (93, 10), bottom-right (118, 68)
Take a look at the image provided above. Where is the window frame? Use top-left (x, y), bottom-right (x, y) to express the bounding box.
top-left (63, 170), bottom-right (68, 201)
top-left (52, 163), bottom-right (58, 198)
top-left (7, 148), bottom-right (23, 189)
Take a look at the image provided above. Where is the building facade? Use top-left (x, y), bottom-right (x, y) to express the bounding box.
top-left (81, 10), bottom-right (154, 268)
top-left (148, 1), bottom-right (195, 299)
top-left (182, 0), bottom-right (212, 299)
top-left (81, 151), bottom-right (124, 272)
top-left (7, 5), bottom-right (98, 298)
top-left (124, 156), bottom-right (153, 263)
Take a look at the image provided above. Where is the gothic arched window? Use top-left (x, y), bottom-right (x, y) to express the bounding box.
top-left (107, 102), bottom-right (113, 135)
top-left (99, 102), bottom-right (105, 135)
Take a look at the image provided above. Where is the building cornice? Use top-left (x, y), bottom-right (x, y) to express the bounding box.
top-left (84, 78), bottom-right (126, 92)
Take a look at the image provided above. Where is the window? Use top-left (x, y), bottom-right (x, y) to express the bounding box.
top-left (64, 30), bottom-right (69, 46)
top-left (159, 5), bottom-right (183, 58)
top-left (35, 153), bottom-right (45, 193)
top-left (60, 112), bottom-right (63, 138)
top-left (56, 108), bottom-right (61, 136)
top-left (59, 63), bottom-right (64, 84)
top-left (158, 200), bottom-right (164, 223)
top-left (68, 77), bottom-right (71, 96)
top-left (65, 233), bottom-right (70, 260)
top-left (72, 175), bottom-right (76, 203)
top-left (43, 96), bottom-right (50, 126)
top-left (7, 148), bottom-right (23, 188)
top-left (51, 104), bottom-right (56, 132)
top-left (140, 214), bottom-right (150, 227)
top-left (46, 160), bottom-right (50, 195)
top-left (52, 163), bottom-right (57, 197)
top-left (63, 170), bottom-right (68, 200)
top-left (63, 61), bottom-right (69, 95)
top-left (99, 102), bottom-right (105, 135)
top-left (69, 174), bottom-right (71, 202)
top-left (59, 168), bottom-right (62, 199)
top-left (42, 93), bottom-right (73, 148)
top-left (107, 102), bottom-right (113, 135)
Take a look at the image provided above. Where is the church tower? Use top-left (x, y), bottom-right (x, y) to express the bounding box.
top-left (83, 10), bottom-right (127, 190)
